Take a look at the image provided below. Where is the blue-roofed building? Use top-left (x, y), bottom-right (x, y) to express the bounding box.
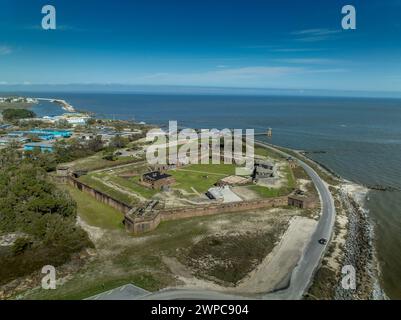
top-left (23, 142), bottom-right (54, 153)
top-left (28, 129), bottom-right (72, 138)
top-left (8, 129), bottom-right (72, 141)
top-left (0, 136), bottom-right (30, 146)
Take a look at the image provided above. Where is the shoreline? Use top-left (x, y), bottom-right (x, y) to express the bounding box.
top-left (36, 98), bottom-right (76, 112)
top-left (297, 152), bottom-right (385, 299)
top-left (0, 125), bottom-right (386, 300)
top-left (0, 96), bottom-right (76, 114)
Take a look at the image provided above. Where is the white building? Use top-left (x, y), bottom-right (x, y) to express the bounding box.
top-left (206, 186), bottom-right (242, 203)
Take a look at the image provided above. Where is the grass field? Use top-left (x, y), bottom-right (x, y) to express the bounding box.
top-left (248, 164), bottom-right (296, 198)
top-left (78, 174), bottom-right (138, 205)
top-left (22, 209), bottom-right (291, 300)
top-left (107, 175), bottom-right (158, 199)
top-left (65, 152), bottom-right (138, 171)
top-left (168, 163), bottom-right (237, 193)
top-left (254, 145), bottom-right (281, 160)
top-left (64, 186), bottom-right (124, 229)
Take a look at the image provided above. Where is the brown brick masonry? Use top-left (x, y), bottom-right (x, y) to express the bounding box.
top-left (124, 197), bottom-right (288, 234)
top-left (67, 176), bottom-right (133, 214)
top-left (66, 176), bottom-right (291, 235)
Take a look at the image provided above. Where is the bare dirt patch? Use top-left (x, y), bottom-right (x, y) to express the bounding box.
top-left (235, 216), bottom-right (317, 293)
top-left (231, 186), bottom-right (259, 200)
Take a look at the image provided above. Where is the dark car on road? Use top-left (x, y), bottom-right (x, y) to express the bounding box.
top-left (318, 238), bottom-right (327, 245)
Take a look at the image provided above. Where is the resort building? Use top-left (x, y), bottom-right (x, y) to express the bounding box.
top-left (30, 113), bottom-right (92, 126)
top-left (8, 129), bottom-right (72, 140)
top-left (0, 136), bottom-right (30, 146)
top-left (23, 142), bottom-right (54, 153)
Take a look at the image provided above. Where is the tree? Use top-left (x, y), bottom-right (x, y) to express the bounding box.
top-left (109, 135), bottom-right (128, 149)
top-left (12, 237), bottom-right (33, 255)
top-left (55, 119), bottom-right (72, 129)
top-left (86, 135), bottom-right (104, 152)
top-left (2, 108), bottom-right (36, 121)
top-left (0, 147), bottom-right (91, 285)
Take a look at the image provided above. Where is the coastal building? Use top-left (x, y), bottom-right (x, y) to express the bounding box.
top-left (30, 129), bottom-right (72, 138)
top-left (140, 171), bottom-right (175, 190)
top-left (255, 166), bottom-right (275, 178)
top-left (78, 133), bottom-right (97, 141)
top-left (23, 142), bottom-right (54, 153)
top-left (206, 186), bottom-right (242, 203)
top-left (8, 129), bottom-right (72, 140)
top-left (253, 159), bottom-right (277, 182)
top-left (288, 190), bottom-right (314, 209)
top-left (0, 136), bottom-right (30, 146)
top-left (34, 113), bottom-right (91, 126)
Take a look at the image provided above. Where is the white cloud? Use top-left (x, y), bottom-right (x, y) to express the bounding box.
top-left (0, 46), bottom-right (12, 55)
top-left (270, 48), bottom-right (324, 53)
top-left (274, 58), bottom-right (342, 65)
top-left (137, 66), bottom-right (306, 87)
top-left (291, 28), bottom-right (342, 42)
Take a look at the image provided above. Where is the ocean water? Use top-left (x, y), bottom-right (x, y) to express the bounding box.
top-left (25, 93), bottom-right (401, 298)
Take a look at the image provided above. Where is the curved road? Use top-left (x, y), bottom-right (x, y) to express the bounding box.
top-left (139, 142), bottom-right (336, 300)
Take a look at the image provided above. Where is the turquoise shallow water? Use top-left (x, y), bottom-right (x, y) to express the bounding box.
top-left (24, 92), bottom-right (401, 298)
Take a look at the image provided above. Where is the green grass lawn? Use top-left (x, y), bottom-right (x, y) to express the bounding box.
top-left (66, 152), bottom-right (137, 171)
top-left (22, 213), bottom-right (214, 300)
top-left (22, 210), bottom-right (280, 300)
top-left (65, 186), bottom-right (124, 229)
top-left (182, 163), bottom-right (236, 175)
top-left (107, 175), bottom-right (158, 199)
top-left (254, 145), bottom-right (281, 160)
top-left (78, 174), bottom-right (138, 206)
top-left (168, 163), bottom-right (237, 193)
top-left (248, 164), bottom-right (296, 198)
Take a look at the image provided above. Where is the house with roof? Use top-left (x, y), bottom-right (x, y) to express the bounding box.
top-left (0, 136), bottom-right (30, 146)
top-left (23, 142), bottom-right (54, 153)
top-left (253, 159), bottom-right (277, 182)
top-left (140, 171), bottom-right (175, 190)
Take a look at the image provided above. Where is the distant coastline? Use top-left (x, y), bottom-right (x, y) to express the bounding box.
top-left (35, 98), bottom-right (76, 113)
top-left (0, 96), bottom-right (76, 113)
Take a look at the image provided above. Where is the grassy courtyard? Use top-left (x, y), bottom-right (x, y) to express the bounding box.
top-left (168, 163), bottom-right (237, 194)
top-left (78, 174), bottom-right (139, 206)
top-left (249, 163), bottom-right (296, 198)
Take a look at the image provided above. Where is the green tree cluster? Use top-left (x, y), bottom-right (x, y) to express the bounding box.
top-left (2, 108), bottom-right (36, 121)
top-left (0, 148), bottom-right (91, 285)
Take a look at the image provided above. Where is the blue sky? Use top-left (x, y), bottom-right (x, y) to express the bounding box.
top-left (1, 0), bottom-right (401, 94)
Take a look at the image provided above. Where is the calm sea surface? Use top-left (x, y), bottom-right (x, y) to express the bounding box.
top-left (28, 92), bottom-right (401, 298)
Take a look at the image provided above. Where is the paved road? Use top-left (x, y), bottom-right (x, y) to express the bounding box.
top-left (87, 284), bottom-right (150, 300)
top-left (89, 142), bottom-right (336, 300)
top-left (260, 142), bottom-right (336, 299)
